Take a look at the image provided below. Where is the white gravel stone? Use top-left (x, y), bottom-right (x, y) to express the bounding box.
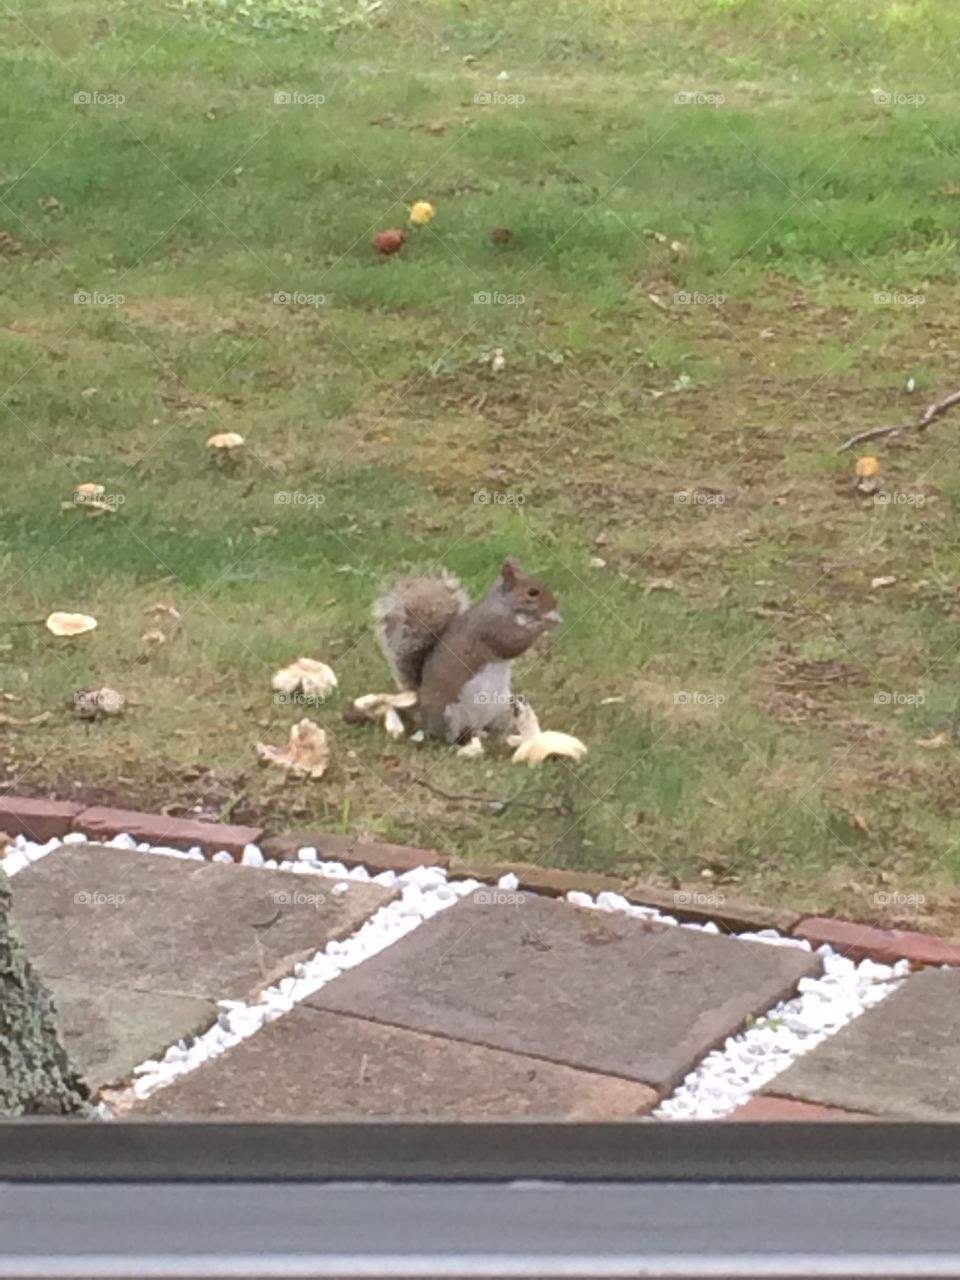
top-left (61, 832), bottom-right (88, 845)
top-left (565, 890), bottom-right (594, 909)
top-left (498, 872), bottom-right (520, 892)
top-left (241, 846), bottom-right (264, 867)
top-left (1, 850), bottom-right (29, 877)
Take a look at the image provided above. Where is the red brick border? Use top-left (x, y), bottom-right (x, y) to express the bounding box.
top-left (792, 916), bottom-right (960, 968)
top-left (72, 806), bottom-right (262, 860)
top-left (2, 793), bottom-right (959, 964)
top-left (725, 1095), bottom-right (875, 1122)
top-left (0, 796), bottom-right (84, 844)
top-left (447, 861), bottom-right (799, 934)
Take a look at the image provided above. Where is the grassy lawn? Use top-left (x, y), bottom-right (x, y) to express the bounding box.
top-left (3, 0), bottom-right (960, 931)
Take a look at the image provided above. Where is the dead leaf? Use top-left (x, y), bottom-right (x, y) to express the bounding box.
top-left (852, 813), bottom-right (870, 833)
top-left (141, 629), bottom-right (167, 647)
top-left (871, 576), bottom-right (897, 589)
top-left (646, 577), bottom-right (677, 592)
top-left (38, 195), bottom-right (60, 211)
top-left (256, 718), bottom-right (329, 780)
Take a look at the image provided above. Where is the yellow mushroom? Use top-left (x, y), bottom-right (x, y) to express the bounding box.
top-left (409, 200), bottom-right (436, 227)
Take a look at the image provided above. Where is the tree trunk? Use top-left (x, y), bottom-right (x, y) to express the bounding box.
top-left (0, 874), bottom-right (89, 1116)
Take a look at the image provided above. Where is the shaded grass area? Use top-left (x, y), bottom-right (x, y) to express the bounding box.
top-left (3, 0), bottom-right (960, 930)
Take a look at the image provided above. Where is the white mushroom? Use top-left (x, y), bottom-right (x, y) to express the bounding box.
top-left (144, 602), bottom-right (182, 622)
top-left (207, 432), bottom-right (244, 450)
top-left (46, 612), bottom-right (97, 637)
top-left (272, 658), bottom-right (338, 700)
top-left (512, 730), bottom-right (589, 766)
top-left (73, 482), bottom-right (105, 504)
top-left (350, 690), bottom-right (417, 737)
top-left (506, 699), bottom-right (588, 766)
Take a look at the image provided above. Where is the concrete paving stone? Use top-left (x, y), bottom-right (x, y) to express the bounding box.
top-left (10, 844), bottom-right (394, 1001)
top-left (43, 978), bottom-right (214, 1093)
top-left (136, 1007), bottom-right (660, 1120)
top-left (762, 968), bottom-right (960, 1121)
top-left (308, 894), bottom-right (820, 1093)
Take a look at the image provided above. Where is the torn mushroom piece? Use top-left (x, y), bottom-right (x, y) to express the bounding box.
top-left (507, 698), bottom-right (588, 766)
top-left (271, 658), bottom-right (338, 701)
top-left (256, 718), bottom-right (329, 780)
top-left (45, 612), bottom-right (97, 637)
top-left (346, 690), bottom-right (418, 736)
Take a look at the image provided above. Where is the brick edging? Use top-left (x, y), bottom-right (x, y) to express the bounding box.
top-left (1, 794), bottom-right (957, 966)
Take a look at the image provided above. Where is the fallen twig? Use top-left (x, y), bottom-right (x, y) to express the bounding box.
top-left (411, 775), bottom-right (568, 815)
top-left (838, 387), bottom-right (960, 452)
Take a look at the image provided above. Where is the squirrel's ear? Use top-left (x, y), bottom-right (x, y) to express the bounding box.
top-left (501, 558), bottom-right (518, 586)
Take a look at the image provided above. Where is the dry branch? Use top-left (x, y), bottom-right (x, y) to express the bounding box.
top-left (838, 387), bottom-right (960, 452)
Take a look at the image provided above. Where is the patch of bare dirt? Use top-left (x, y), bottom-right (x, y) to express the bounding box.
top-left (757, 651), bottom-right (869, 724)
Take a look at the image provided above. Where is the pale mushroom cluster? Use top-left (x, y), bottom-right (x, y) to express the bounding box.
top-left (256, 718), bottom-right (329, 780)
top-left (272, 658), bottom-right (338, 701)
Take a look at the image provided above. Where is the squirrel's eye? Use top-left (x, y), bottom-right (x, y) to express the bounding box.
top-left (526, 587), bottom-right (540, 599)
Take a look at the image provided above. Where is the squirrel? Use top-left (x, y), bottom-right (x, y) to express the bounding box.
top-left (373, 559), bottom-right (561, 744)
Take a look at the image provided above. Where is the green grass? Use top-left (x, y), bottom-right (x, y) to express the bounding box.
top-left (3, 0), bottom-right (960, 932)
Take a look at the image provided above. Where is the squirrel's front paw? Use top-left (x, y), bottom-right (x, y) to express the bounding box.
top-left (456, 735), bottom-right (485, 758)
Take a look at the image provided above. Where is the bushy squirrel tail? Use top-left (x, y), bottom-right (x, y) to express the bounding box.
top-left (373, 571), bottom-right (469, 692)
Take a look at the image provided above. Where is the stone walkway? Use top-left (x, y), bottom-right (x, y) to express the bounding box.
top-left (7, 840), bottom-right (958, 1120)
top-left (9, 844), bottom-right (392, 1092)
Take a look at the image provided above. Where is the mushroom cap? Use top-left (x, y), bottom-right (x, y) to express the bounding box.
top-left (512, 730), bottom-right (588, 767)
top-left (271, 658), bottom-right (338, 698)
top-left (856, 455), bottom-right (881, 478)
top-left (74, 482), bottom-right (105, 502)
top-left (45, 611), bottom-right (98, 637)
top-left (409, 200), bottom-right (436, 226)
top-left (207, 432), bottom-right (245, 449)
